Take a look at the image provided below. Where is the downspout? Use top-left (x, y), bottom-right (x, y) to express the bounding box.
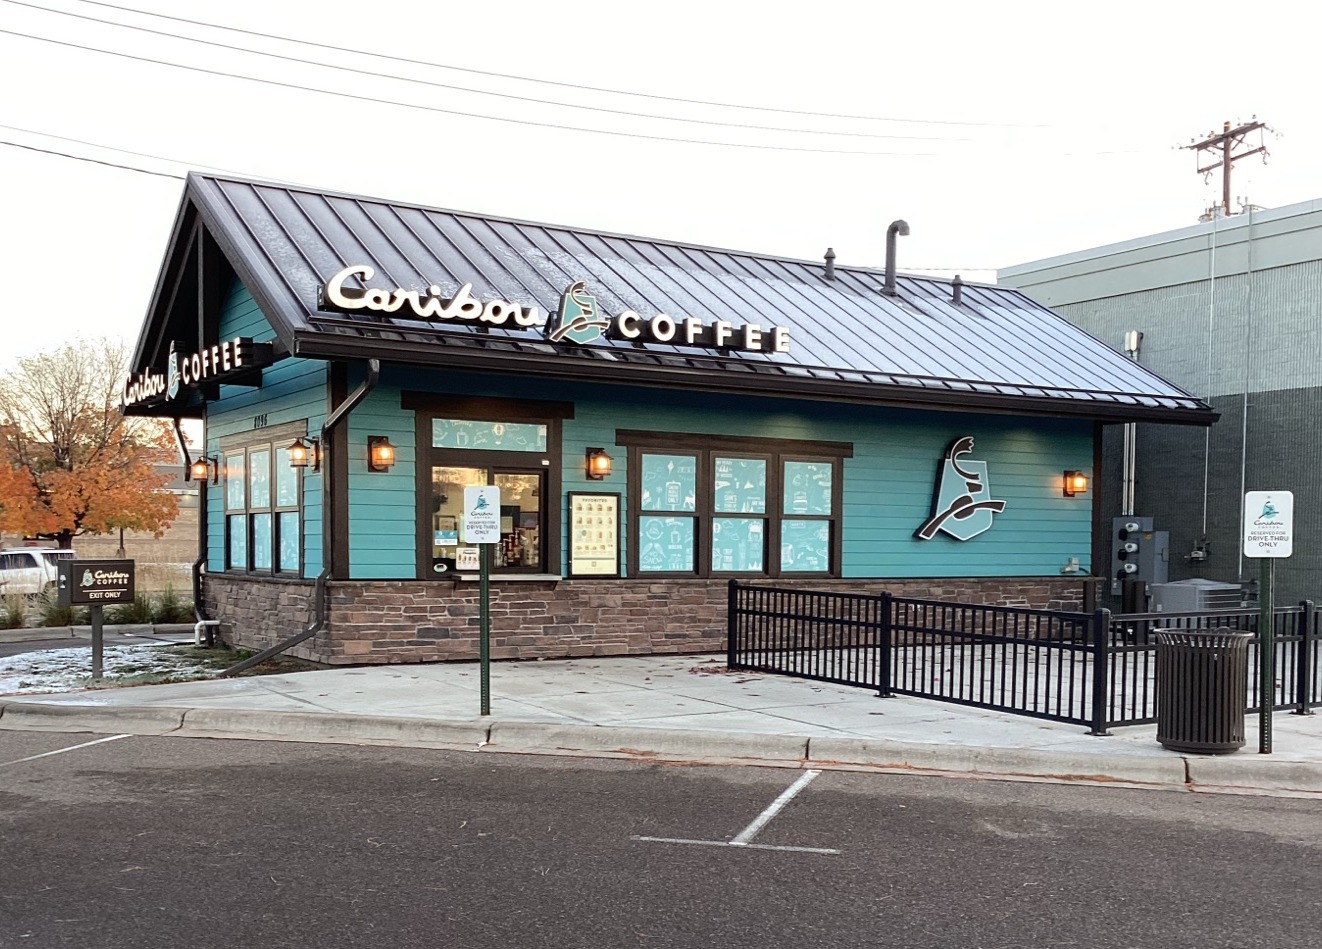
top-left (220, 358), bottom-right (380, 676)
top-left (172, 416), bottom-right (210, 624)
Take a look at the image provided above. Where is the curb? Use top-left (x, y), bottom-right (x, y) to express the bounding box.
top-left (0, 701), bottom-right (185, 735)
top-left (488, 721), bottom-right (810, 762)
top-left (175, 708), bottom-right (489, 749)
top-left (1186, 756), bottom-right (1322, 794)
top-left (2, 700), bottom-right (1321, 794)
top-left (806, 736), bottom-right (1187, 787)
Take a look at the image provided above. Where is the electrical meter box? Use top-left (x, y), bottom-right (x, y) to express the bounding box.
top-left (1110, 516), bottom-right (1168, 596)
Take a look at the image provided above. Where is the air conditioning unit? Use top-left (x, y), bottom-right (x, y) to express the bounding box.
top-left (1149, 578), bottom-right (1244, 612)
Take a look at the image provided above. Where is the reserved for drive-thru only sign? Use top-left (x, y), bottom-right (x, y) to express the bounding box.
top-left (462, 486), bottom-right (501, 544)
top-left (1243, 490), bottom-right (1293, 558)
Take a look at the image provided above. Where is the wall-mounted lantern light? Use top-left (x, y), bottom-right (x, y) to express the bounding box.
top-left (368, 436), bottom-right (396, 473)
top-left (585, 447), bottom-right (614, 480)
top-left (188, 456), bottom-right (219, 484)
top-left (287, 436), bottom-right (321, 472)
top-left (1063, 470), bottom-right (1089, 497)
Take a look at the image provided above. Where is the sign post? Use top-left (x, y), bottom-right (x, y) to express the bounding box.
top-left (1243, 491), bottom-right (1294, 754)
top-left (463, 485), bottom-right (501, 716)
top-left (57, 560), bottom-right (136, 681)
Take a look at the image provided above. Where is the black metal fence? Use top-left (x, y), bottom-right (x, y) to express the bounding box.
top-left (727, 581), bottom-right (1322, 734)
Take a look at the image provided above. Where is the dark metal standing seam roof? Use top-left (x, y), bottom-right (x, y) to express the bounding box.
top-left (133, 173), bottom-right (1217, 425)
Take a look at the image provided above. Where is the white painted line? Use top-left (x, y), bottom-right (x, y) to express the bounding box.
top-left (631, 836), bottom-right (839, 855)
top-left (1, 734), bottom-right (131, 766)
top-left (730, 769), bottom-right (821, 845)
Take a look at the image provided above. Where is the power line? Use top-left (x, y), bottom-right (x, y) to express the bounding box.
top-left (2, 0), bottom-right (964, 142)
top-left (56, 0), bottom-right (1038, 129)
top-left (0, 137), bottom-right (182, 178)
top-left (0, 121), bottom-right (254, 176)
top-left (0, 27), bottom-right (943, 157)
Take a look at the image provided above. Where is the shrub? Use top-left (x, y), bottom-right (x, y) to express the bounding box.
top-left (106, 594), bottom-right (155, 625)
top-left (38, 591), bottom-right (88, 628)
top-left (1, 593), bottom-right (27, 629)
top-left (152, 586), bottom-right (196, 624)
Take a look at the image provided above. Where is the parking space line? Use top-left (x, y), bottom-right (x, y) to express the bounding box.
top-left (632, 769), bottom-right (838, 855)
top-left (1, 734), bottom-right (131, 766)
top-left (730, 769), bottom-right (821, 844)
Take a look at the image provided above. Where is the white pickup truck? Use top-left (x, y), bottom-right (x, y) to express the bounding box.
top-left (0, 548), bottom-right (77, 598)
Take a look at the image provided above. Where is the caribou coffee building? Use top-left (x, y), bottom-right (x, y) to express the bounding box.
top-left (123, 174), bottom-right (1215, 664)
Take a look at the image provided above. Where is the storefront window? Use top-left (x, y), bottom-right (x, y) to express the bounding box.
top-left (626, 438), bottom-right (844, 578)
top-left (411, 397), bottom-right (569, 579)
top-left (428, 466), bottom-right (546, 573)
top-left (222, 433), bottom-right (303, 575)
top-left (781, 460), bottom-right (834, 573)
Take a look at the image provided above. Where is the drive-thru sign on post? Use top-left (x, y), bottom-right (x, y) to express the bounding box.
top-left (1243, 491), bottom-right (1294, 754)
top-left (464, 485), bottom-right (500, 715)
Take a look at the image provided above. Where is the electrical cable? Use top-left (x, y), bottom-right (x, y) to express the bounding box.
top-left (0, 27), bottom-right (942, 157)
top-left (52, 0), bottom-right (1039, 128)
top-left (0, 137), bottom-right (183, 178)
top-left (1, 0), bottom-right (965, 142)
top-left (0, 121), bottom-right (251, 177)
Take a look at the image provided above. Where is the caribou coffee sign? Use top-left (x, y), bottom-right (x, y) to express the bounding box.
top-left (319, 265), bottom-right (791, 354)
top-left (321, 265), bottom-right (544, 328)
top-left (122, 338), bottom-right (273, 407)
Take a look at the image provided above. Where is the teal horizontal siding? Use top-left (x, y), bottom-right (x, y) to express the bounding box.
top-left (370, 367), bottom-right (1093, 580)
top-left (205, 280), bottom-right (327, 578)
top-left (345, 378), bottom-right (416, 579)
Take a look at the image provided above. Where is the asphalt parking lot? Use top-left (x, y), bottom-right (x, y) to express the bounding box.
top-left (4, 730), bottom-right (1322, 949)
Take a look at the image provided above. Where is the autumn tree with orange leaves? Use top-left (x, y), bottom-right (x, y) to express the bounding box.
top-left (0, 340), bottom-right (179, 550)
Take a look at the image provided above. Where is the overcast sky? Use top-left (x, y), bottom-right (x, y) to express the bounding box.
top-left (0, 0), bottom-right (1313, 374)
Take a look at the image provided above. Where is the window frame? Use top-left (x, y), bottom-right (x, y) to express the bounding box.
top-left (219, 422), bottom-right (307, 578)
top-left (619, 430), bottom-right (850, 580)
top-left (407, 393), bottom-right (571, 579)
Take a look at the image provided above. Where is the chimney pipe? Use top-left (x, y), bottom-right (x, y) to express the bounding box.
top-left (882, 219), bottom-right (909, 296)
top-left (824, 247), bottom-right (836, 281)
top-left (951, 274), bottom-right (964, 306)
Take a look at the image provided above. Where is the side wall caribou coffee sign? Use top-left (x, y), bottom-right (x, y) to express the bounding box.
top-left (123, 338), bottom-right (274, 408)
top-left (320, 265), bottom-right (791, 354)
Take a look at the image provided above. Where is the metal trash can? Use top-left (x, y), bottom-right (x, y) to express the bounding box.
top-left (1154, 627), bottom-right (1253, 754)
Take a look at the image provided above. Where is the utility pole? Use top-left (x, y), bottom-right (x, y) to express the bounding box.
top-left (1184, 119), bottom-right (1269, 217)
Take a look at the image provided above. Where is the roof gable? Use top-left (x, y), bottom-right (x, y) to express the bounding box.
top-left (131, 173), bottom-right (1215, 425)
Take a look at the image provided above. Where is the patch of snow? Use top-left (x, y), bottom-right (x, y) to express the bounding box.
top-left (0, 644), bottom-right (216, 695)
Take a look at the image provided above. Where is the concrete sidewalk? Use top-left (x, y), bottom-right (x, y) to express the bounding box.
top-left (2, 653), bottom-right (1321, 796)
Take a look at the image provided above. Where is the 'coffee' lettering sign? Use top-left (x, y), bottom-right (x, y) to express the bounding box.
top-left (122, 338), bottom-right (274, 408)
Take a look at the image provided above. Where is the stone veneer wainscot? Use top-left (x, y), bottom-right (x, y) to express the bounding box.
top-left (203, 575), bottom-right (1099, 666)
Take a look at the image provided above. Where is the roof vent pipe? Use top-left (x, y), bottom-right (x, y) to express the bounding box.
top-left (824, 247), bottom-right (836, 281)
top-left (882, 219), bottom-right (909, 296)
top-left (951, 274), bottom-right (964, 306)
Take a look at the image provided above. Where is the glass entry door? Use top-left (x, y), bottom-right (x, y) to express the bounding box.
top-left (430, 466), bottom-right (545, 574)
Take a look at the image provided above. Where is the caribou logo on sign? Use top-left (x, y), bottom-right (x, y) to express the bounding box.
top-left (547, 281), bottom-right (608, 345)
top-left (166, 341), bottom-right (182, 399)
top-left (915, 436), bottom-right (1007, 542)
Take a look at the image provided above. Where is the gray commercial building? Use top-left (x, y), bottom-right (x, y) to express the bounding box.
top-left (1000, 198), bottom-right (1322, 608)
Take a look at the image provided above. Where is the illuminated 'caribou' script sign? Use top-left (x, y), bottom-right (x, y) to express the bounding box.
top-left (319, 265), bottom-right (545, 328)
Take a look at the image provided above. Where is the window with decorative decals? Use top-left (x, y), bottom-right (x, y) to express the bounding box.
top-left (223, 432), bottom-right (303, 576)
top-left (404, 394), bottom-right (571, 579)
top-left (622, 432), bottom-right (848, 578)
